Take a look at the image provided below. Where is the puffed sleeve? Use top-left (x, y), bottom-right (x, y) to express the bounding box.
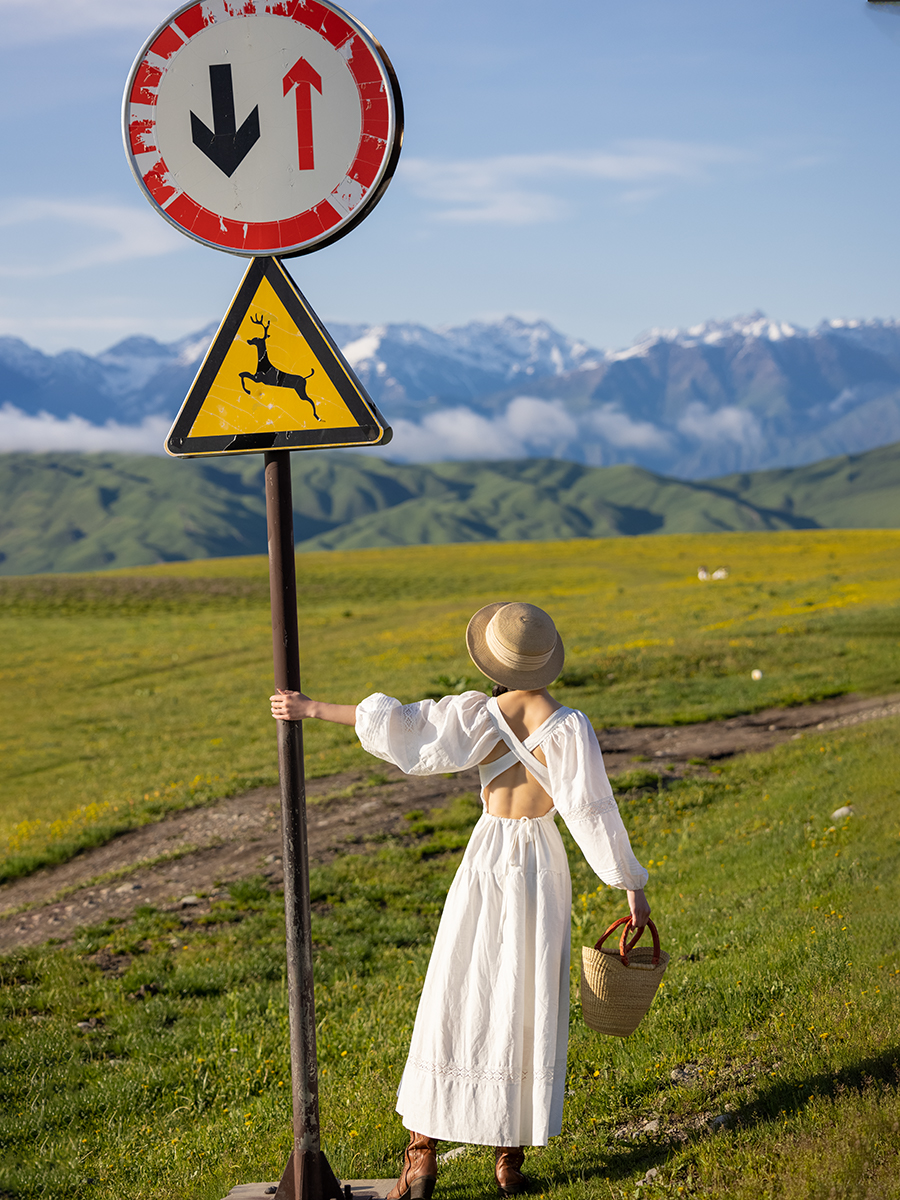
top-left (544, 710), bottom-right (649, 891)
top-left (355, 691), bottom-right (499, 776)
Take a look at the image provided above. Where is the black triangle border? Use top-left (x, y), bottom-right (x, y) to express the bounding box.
top-left (166, 257), bottom-right (392, 457)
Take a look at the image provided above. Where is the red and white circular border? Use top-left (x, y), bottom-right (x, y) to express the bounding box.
top-left (123, 0), bottom-right (403, 257)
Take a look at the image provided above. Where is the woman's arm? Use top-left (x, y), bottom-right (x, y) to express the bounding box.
top-left (270, 689), bottom-right (357, 726)
top-left (546, 713), bottom-right (650, 895)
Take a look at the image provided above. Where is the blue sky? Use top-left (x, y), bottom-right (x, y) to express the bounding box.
top-left (1, 0), bottom-right (899, 355)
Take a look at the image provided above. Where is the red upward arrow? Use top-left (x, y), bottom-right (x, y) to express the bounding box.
top-left (283, 57), bottom-right (322, 172)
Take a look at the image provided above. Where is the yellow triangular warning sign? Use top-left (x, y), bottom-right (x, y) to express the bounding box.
top-left (166, 257), bottom-right (391, 457)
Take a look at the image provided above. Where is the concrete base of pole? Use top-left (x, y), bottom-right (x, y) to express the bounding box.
top-left (222, 1184), bottom-right (396, 1200)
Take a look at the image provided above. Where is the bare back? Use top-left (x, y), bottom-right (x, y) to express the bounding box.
top-left (480, 688), bottom-right (562, 819)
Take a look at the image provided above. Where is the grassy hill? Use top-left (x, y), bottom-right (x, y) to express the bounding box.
top-left (711, 441), bottom-right (900, 528)
top-left (0, 442), bottom-right (898, 574)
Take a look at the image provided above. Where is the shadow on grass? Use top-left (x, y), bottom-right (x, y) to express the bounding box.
top-left (529, 1046), bottom-right (900, 1193)
top-left (730, 1045), bottom-right (900, 1129)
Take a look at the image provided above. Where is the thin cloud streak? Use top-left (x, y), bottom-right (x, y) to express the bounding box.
top-left (400, 141), bottom-right (750, 224)
top-left (0, 200), bottom-right (184, 278)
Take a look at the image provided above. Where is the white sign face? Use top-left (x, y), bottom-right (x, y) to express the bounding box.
top-left (123, 1), bottom-right (402, 256)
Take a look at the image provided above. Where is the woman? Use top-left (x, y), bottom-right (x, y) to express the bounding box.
top-left (270, 602), bottom-right (650, 1199)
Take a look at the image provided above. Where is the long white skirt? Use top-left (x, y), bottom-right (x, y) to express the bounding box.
top-left (396, 808), bottom-right (572, 1146)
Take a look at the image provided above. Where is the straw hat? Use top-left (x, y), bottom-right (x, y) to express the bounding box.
top-left (466, 602), bottom-right (565, 690)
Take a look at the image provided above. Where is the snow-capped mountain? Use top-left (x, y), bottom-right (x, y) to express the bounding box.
top-left (0, 315), bottom-right (597, 426)
top-left (287, 316), bottom-right (601, 418)
top-left (635, 311), bottom-right (900, 359)
top-left (2, 311), bottom-right (900, 477)
top-left (448, 310), bottom-right (900, 477)
top-left (0, 326), bottom-right (217, 426)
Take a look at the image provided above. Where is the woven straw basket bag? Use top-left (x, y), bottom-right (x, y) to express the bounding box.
top-left (581, 916), bottom-right (670, 1036)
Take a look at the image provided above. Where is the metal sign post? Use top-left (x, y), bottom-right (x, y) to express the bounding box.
top-left (265, 450), bottom-right (343, 1200)
top-left (123, 4), bottom-right (403, 1196)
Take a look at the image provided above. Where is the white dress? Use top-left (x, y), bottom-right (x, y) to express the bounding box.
top-left (355, 691), bottom-right (648, 1147)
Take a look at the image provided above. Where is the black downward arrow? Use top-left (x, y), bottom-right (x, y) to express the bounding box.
top-left (191, 64), bottom-right (260, 177)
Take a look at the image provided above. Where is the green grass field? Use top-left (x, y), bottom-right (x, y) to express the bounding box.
top-left (2, 529), bottom-right (899, 881)
top-left (2, 529), bottom-right (900, 1199)
top-left (1, 709), bottom-right (898, 1199)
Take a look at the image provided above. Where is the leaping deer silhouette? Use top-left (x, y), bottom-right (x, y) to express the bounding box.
top-left (239, 314), bottom-right (323, 422)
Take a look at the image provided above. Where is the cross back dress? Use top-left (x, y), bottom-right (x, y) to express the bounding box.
top-left (355, 690), bottom-right (648, 1147)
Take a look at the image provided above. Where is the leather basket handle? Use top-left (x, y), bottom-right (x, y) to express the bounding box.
top-left (593, 916), bottom-right (662, 967)
top-left (618, 918), bottom-right (661, 968)
top-left (593, 915), bottom-right (632, 954)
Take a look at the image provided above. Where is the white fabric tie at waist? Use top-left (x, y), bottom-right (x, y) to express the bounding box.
top-left (497, 817), bottom-right (532, 931)
top-left (496, 814), bottom-right (556, 930)
top-left (504, 816), bottom-right (540, 875)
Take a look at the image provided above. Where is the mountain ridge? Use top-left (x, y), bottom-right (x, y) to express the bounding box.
top-left (1, 441), bottom-right (897, 576)
top-left (3, 311), bottom-right (900, 477)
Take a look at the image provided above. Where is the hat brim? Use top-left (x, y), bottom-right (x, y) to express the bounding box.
top-left (466, 602), bottom-right (565, 691)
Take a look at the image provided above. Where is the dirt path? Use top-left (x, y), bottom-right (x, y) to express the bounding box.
top-left (2, 691), bottom-right (898, 953)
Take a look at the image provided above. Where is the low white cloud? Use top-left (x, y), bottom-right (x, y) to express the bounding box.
top-left (0, 200), bottom-right (184, 279)
top-left (0, 396), bottom-right (595, 463)
top-left (390, 409), bottom-right (514, 461)
top-left (588, 405), bottom-right (672, 452)
top-left (0, 394), bottom-right (763, 466)
top-left (0, 0), bottom-right (173, 41)
top-left (503, 396), bottom-right (579, 447)
top-left (385, 396), bottom-right (665, 463)
top-left (0, 404), bottom-right (170, 453)
top-left (676, 402), bottom-right (763, 447)
top-left (400, 141), bottom-right (748, 225)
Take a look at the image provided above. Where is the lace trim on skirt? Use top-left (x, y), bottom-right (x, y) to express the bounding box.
top-left (407, 1056), bottom-right (557, 1084)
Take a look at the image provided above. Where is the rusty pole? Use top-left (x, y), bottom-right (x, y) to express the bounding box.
top-left (265, 450), bottom-right (343, 1200)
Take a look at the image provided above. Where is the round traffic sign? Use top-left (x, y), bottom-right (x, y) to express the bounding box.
top-left (123, 1), bottom-right (402, 257)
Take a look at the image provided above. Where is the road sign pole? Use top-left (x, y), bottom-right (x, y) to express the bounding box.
top-left (265, 450), bottom-right (343, 1200)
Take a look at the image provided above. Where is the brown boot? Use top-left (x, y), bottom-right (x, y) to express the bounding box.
top-left (386, 1131), bottom-right (438, 1200)
top-left (494, 1146), bottom-right (527, 1196)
